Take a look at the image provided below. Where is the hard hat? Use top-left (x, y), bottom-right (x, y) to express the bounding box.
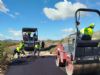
top-left (89, 23), bottom-right (95, 28)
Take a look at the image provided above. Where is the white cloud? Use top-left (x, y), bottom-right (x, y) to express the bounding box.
top-left (43, 0), bottom-right (87, 20)
top-left (9, 29), bottom-right (22, 40)
top-left (0, 33), bottom-right (3, 37)
top-left (14, 12), bottom-right (20, 16)
top-left (0, 29), bottom-right (22, 40)
top-left (8, 12), bottom-right (20, 18)
top-left (0, 0), bottom-right (9, 14)
top-left (8, 14), bottom-right (15, 18)
top-left (9, 29), bottom-right (21, 37)
top-left (0, 0), bottom-right (20, 18)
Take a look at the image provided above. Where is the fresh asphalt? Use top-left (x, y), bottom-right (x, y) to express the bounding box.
top-left (5, 56), bottom-right (67, 75)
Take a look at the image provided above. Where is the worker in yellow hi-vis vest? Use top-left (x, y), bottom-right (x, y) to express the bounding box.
top-left (80, 23), bottom-right (95, 40)
top-left (34, 41), bottom-right (41, 56)
top-left (13, 41), bottom-right (25, 58)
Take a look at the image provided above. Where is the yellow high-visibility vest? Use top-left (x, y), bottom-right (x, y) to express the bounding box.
top-left (35, 44), bottom-right (40, 49)
top-left (19, 42), bottom-right (24, 49)
top-left (80, 27), bottom-right (93, 36)
top-left (16, 47), bottom-right (20, 52)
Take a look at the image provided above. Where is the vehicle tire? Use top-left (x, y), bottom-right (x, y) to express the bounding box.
top-left (66, 64), bottom-right (83, 75)
top-left (56, 57), bottom-right (65, 67)
top-left (56, 57), bottom-right (60, 67)
top-left (65, 63), bottom-right (74, 75)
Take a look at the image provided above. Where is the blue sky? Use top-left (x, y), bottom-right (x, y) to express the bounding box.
top-left (0, 0), bottom-right (100, 40)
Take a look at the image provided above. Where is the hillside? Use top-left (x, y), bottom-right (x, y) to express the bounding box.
top-left (59, 31), bottom-right (100, 43)
top-left (93, 31), bottom-right (100, 40)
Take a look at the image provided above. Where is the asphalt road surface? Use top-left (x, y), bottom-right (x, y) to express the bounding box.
top-left (5, 56), bottom-right (67, 75)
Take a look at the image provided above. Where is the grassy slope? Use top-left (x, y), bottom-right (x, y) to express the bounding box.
top-left (0, 41), bottom-right (19, 74)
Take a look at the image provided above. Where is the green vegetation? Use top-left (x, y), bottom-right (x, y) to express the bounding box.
top-left (0, 40), bottom-right (18, 47)
top-left (0, 41), bottom-right (19, 74)
top-left (0, 41), bottom-right (18, 63)
top-left (0, 44), bottom-right (4, 62)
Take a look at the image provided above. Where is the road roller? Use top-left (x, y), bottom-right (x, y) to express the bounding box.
top-left (56, 8), bottom-right (100, 75)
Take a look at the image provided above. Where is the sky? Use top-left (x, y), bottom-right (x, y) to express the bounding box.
top-left (0, 0), bottom-right (100, 40)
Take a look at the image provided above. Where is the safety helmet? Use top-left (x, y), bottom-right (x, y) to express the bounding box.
top-left (89, 23), bottom-right (95, 28)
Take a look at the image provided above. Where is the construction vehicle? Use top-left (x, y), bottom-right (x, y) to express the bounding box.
top-left (56, 8), bottom-right (100, 75)
top-left (22, 28), bottom-right (38, 51)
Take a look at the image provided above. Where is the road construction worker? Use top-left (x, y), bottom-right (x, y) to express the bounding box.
top-left (27, 32), bottom-right (32, 40)
top-left (19, 41), bottom-right (25, 55)
top-left (34, 42), bottom-right (41, 56)
top-left (41, 41), bottom-right (45, 49)
top-left (80, 23), bottom-right (95, 40)
top-left (13, 46), bottom-right (21, 58)
top-left (13, 41), bottom-right (25, 58)
top-left (23, 32), bottom-right (28, 41)
top-left (19, 41), bottom-right (24, 49)
top-left (33, 33), bottom-right (38, 41)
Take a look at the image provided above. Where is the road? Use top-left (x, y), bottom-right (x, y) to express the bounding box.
top-left (5, 56), bottom-right (67, 75)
